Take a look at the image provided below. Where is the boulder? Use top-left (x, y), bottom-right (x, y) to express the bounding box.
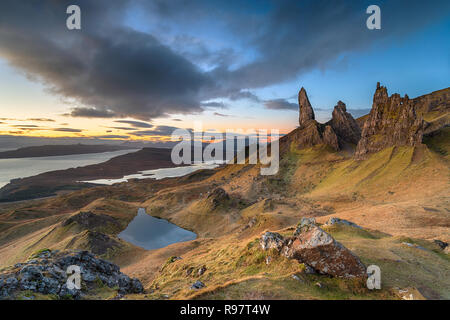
top-left (260, 232), bottom-right (285, 251)
top-left (433, 240), bottom-right (448, 250)
top-left (324, 217), bottom-right (362, 229)
top-left (198, 265), bottom-right (207, 276)
top-left (190, 280), bottom-right (206, 290)
top-left (285, 224), bottom-right (367, 278)
top-left (260, 219), bottom-right (366, 279)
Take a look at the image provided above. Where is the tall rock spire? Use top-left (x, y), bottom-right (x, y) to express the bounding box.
top-left (298, 87), bottom-right (315, 127)
top-left (355, 82), bottom-right (424, 159)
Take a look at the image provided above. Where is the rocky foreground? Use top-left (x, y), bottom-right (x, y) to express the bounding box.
top-left (0, 249), bottom-right (143, 300)
top-left (260, 218), bottom-right (367, 279)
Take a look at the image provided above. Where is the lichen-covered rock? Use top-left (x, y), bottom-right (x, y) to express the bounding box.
top-left (260, 232), bottom-right (285, 251)
top-left (261, 219), bottom-right (366, 279)
top-left (0, 249), bottom-right (143, 300)
top-left (324, 217), bottom-right (362, 229)
top-left (285, 224), bottom-right (367, 278)
top-left (294, 217), bottom-right (316, 236)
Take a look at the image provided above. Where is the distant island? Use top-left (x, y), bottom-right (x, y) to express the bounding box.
top-left (0, 144), bottom-right (133, 159)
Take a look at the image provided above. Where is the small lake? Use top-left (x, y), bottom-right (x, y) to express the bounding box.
top-left (118, 208), bottom-right (197, 250)
top-left (0, 149), bottom-right (139, 188)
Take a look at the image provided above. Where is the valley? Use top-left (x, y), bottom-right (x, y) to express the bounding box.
top-left (0, 84), bottom-right (448, 300)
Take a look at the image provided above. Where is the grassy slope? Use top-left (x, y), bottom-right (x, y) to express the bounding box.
top-left (0, 128), bottom-right (448, 299)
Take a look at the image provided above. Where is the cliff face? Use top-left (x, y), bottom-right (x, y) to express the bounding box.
top-left (413, 87), bottom-right (450, 135)
top-left (298, 87), bottom-right (315, 127)
top-left (355, 83), bottom-right (424, 159)
top-left (413, 87), bottom-right (449, 115)
top-left (328, 101), bottom-right (361, 146)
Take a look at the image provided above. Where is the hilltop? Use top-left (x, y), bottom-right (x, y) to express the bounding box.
top-left (0, 83), bottom-right (448, 300)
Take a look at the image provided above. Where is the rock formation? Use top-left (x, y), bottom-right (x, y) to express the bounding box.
top-left (0, 250), bottom-right (143, 299)
top-left (287, 83), bottom-right (448, 157)
top-left (298, 87), bottom-right (315, 127)
top-left (260, 218), bottom-right (367, 279)
top-left (355, 82), bottom-right (424, 159)
top-left (281, 88), bottom-right (340, 152)
top-left (281, 87), bottom-right (362, 152)
top-left (328, 101), bottom-right (362, 146)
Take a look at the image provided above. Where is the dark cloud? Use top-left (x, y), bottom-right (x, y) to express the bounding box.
top-left (264, 99), bottom-right (297, 111)
top-left (69, 107), bottom-right (118, 118)
top-left (213, 112), bottom-right (231, 117)
top-left (201, 101), bottom-right (227, 108)
top-left (0, 0), bottom-right (208, 121)
top-left (114, 120), bottom-right (153, 128)
top-left (27, 118), bottom-right (55, 122)
top-left (107, 126), bottom-right (139, 131)
top-left (95, 135), bottom-right (130, 139)
top-left (130, 125), bottom-right (181, 137)
top-left (228, 91), bottom-right (261, 103)
top-left (52, 128), bottom-right (83, 133)
top-left (11, 125), bottom-right (39, 128)
top-left (0, 0), bottom-right (448, 121)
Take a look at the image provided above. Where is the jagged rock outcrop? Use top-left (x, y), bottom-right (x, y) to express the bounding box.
top-left (260, 218), bottom-right (367, 279)
top-left (282, 87), bottom-right (363, 152)
top-left (281, 88), bottom-right (340, 152)
top-left (328, 101), bottom-right (362, 146)
top-left (299, 87), bottom-right (315, 127)
top-left (355, 82), bottom-right (424, 159)
top-left (0, 250), bottom-right (143, 299)
top-left (207, 187), bottom-right (230, 209)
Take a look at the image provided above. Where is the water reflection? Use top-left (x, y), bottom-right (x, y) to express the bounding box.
top-left (118, 208), bottom-right (197, 250)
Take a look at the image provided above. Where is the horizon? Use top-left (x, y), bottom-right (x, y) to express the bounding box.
top-left (0, 1), bottom-right (449, 146)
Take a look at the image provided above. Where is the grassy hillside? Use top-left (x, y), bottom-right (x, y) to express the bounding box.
top-left (0, 128), bottom-right (448, 300)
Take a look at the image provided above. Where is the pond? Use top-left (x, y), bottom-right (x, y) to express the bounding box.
top-left (118, 208), bottom-right (197, 250)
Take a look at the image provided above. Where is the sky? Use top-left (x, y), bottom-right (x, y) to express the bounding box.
top-left (0, 0), bottom-right (449, 144)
